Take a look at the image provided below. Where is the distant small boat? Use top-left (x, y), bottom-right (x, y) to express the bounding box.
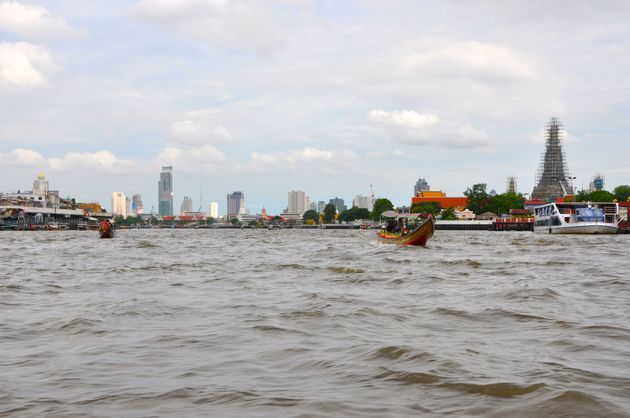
top-left (377, 211), bottom-right (434, 246)
top-left (98, 220), bottom-right (114, 239)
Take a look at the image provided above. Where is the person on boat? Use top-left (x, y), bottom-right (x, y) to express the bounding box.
top-left (99, 219), bottom-right (112, 233)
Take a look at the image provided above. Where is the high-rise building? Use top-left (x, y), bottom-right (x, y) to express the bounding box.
top-left (589, 174), bottom-right (604, 192)
top-left (33, 173), bottom-right (49, 196)
top-left (531, 118), bottom-right (573, 201)
top-left (111, 192), bottom-right (126, 217)
top-left (329, 197), bottom-right (346, 213)
top-left (317, 201), bottom-right (326, 213)
top-left (132, 194), bottom-right (144, 215)
top-left (353, 195), bottom-right (373, 211)
top-left (210, 202), bottom-right (219, 218)
top-left (227, 191), bottom-right (245, 216)
top-left (506, 176), bottom-right (517, 194)
top-left (288, 190), bottom-right (307, 214)
top-left (309, 202), bottom-right (317, 212)
top-left (158, 166), bottom-right (173, 216)
top-left (414, 177), bottom-right (430, 196)
top-left (126, 196), bottom-right (132, 216)
top-left (180, 196), bottom-right (193, 214)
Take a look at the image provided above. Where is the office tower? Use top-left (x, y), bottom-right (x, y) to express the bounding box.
top-left (329, 197), bottom-right (347, 213)
top-left (309, 202), bottom-right (317, 211)
top-left (158, 166), bottom-right (173, 216)
top-left (531, 118), bottom-right (573, 201)
top-left (288, 190), bottom-right (307, 214)
top-left (414, 177), bottom-right (430, 196)
top-left (227, 191), bottom-right (245, 216)
top-left (210, 202), bottom-right (219, 218)
top-left (353, 194), bottom-right (373, 211)
top-left (132, 194), bottom-right (143, 215)
top-left (180, 196), bottom-right (193, 214)
top-left (126, 196), bottom-right (132, 216)
top-left (111, 192), bottom-right (126, 217)
top-left (317, 201), bottom-right (326, 213)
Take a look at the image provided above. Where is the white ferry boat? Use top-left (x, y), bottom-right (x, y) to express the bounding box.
top-left (533, 201), bottom-right (620, 234)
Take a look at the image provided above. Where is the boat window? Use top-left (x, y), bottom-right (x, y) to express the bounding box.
top-left (577, 208), bottom-right (604, 222)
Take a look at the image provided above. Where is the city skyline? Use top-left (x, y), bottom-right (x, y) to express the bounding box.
top-left (1, 2), bottom-right (630, 212)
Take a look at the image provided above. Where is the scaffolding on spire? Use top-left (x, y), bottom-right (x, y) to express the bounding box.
top-left (531, 117), bottom-right (573, 201)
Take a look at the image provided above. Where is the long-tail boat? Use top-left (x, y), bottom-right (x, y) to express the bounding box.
top-left (377, 211), bottom-right (434, 246)
top-left (98, 219), bottom-right (114, 239)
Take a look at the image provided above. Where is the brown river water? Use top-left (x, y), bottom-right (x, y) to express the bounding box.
top-left (1, 229), bottom-right (629, 417)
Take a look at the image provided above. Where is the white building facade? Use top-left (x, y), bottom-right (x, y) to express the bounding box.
top-left (111, 192), bottom-right (127, 217)
top-left (353, 194), bottom-right (373, 211)
top-left (210, 202), bottom-right (219, 218)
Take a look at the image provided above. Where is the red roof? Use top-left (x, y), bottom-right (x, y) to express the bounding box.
top-left (411, 196), bottom-right (468, 209)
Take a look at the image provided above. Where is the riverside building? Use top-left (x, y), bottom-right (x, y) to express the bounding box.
top-left (158, 166), bottom-right (173, 216)
top-left (227, 192), bottom-right (246, 217)
top-left (111, 192), bottom-right (127, 217)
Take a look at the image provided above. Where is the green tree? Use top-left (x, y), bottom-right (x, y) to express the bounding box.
top-left (489, 192), bottom-right (525, 215)
top-left (371, 198), bottom-right (394, 220)
top-left (464, 184), bottom-right (491, 214)
top-left (411, 201), bottom-right (441, 216)
top-left (441, 207), bottom-right (457, 220)
top-left (588, 190), bottom-right (615, 202)
top-left (323, 203), bottom-right (337, 224)
top-left (575, 189), bottom-right (590, 202)
top-left (302, 209), bottom-right (319, 224)
top-left (614, 185), bottom-right (630, 202)
top-left (206, 217), bottom-right (216, 225)
top-left (340, 207), bottom-right (370, 222)
top-left (230, 217), bottom-right (240, 225)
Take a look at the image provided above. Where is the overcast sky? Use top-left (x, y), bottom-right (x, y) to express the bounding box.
top-left (1, 0), bottom-right (629, 214)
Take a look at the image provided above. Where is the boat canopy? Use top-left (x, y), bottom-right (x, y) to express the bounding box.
top-left (381, 210), bottom-right (424, 219)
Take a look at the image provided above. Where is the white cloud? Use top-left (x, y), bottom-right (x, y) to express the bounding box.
top-left (48, 151), bottom-right (135, 172)
top-left (399, 40), bottom-right (537, 82)
top-left (240, 147), bottom-right (356, 173)
top-left (368, 109), bottom-right (492, 150)
top-left (170, 120), bottom-right (233, 146)
top-left (0, 42), bottom-right (56, 88)
top-left (0, 2), bottom-right (78, 40)
top-left (0, 149), bottom-right (135, 173)
top-left (156, 145), bottom-right (227, 174)
top-left (130, 0), bottom-right (287, 54)
top-left (0, 148), bottom-right (46, 166)
top-left (368, 109), bottom-right (440, 129)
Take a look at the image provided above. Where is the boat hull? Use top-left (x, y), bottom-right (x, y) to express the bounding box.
top-left (378, 218), bottom-right (434, 246)
top-left (535, 223), bottom-right (619, 234)
top-left (99, 229), bottom-right (114, 238)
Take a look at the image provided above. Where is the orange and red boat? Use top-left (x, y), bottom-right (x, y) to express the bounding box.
top-left (98, 219), bottom-right (114, 239)
top-left (377, 212), bottom-right (434, 246)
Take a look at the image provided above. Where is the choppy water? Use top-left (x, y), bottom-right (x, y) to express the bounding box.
top-left (1, 229), bottom-right (630, 417)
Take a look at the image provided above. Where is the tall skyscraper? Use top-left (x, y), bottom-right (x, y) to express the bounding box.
top-left (353, 195), bottom-right (373, 211)
top-left (227, 191), bottom-right (245, 216)
top-left (210, 202), bottom-right (219, 218)
top-left (317, 201), bottom-right (326, 213)
top-left (329, 197), bottom-right (346, 213)
top-left (158, 166), bottom-right (173, 216)
top-left (111, 192), bottom-right (126, 217)
top-left (180, 196), bottom-right (193, 214)
top-left (414, 177), bottom-right (430, 196)
top-left (531, 118), bottom-right (573, 201)
top-left (309, 202), bottom-right (317, 212)
top-left (132, 194), bottom-right (143, 215)
top-left (125, 196), bottom-right (132, 216)
top-left (288, 190), bottom-right (307, 214)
